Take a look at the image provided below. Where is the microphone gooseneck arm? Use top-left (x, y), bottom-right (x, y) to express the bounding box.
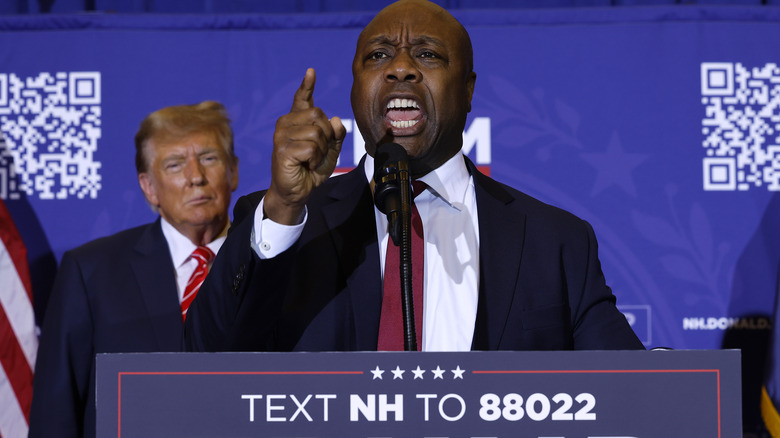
top-left (397, 160), bottom-right (416, 351)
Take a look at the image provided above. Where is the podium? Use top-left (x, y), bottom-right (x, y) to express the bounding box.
top-left (97, 350), bottom-right (741, 437)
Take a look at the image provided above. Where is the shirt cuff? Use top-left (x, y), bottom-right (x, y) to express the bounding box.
top-left (251, 196), bottom-right (307, 259)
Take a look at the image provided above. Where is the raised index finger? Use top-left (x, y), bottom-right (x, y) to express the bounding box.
top-left (291, 68), bottom-right (316, 112)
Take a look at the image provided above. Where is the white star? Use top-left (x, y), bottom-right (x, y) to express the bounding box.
top-left (412, 366), bottom-right (426, 379)
top-left (371, 366), bottom-right (385, 380)
top-left (451, 365), bottom-right (465, 379)
top-left (391, 366), bottom-right (405, 380)
top-left (432, 366), bottom-right (445, 379)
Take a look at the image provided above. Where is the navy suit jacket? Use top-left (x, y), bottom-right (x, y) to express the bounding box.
top-left (186, 157), bottom-right (642, 352)
top-left (29, 219), bottom-right (182, 438)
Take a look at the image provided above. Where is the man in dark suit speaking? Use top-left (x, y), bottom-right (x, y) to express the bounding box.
top-left (29, 101), bottom-right (239, 438)
top-left (185, 0), bottom-right (642, 353)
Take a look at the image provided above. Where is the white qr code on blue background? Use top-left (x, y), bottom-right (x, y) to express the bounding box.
top-left (702, 62), bottom-right (780, 191)
top-left (0, 72), bottom-right (102, 200)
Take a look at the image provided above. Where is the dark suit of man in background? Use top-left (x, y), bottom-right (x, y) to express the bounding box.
top-left (186, 0), bottom-right (642, 353)
top-left (29, 101), bottom-right (239, 438)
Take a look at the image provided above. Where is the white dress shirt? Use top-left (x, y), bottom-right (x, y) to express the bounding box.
top-left (251, 152), bottom-right (480, 351)
top-left (160, 217), bottom-right (228, 304)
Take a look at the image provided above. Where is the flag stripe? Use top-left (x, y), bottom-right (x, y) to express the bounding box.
top-left (0, 202), bottom-right (32, 302)
top-left (0, 302), bottom-right (33, 421)
top-left (0, 240), bottom-right (37, 367)
top-left (763, 386), bottom-right (780, 437)
top-left (0, 364), bottom-right (29, 437)
top-left (0, 198), bottom-right (36, 433)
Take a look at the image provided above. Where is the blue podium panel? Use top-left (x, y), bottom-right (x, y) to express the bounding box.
top-left (96, 350), bottom-right (741, 437)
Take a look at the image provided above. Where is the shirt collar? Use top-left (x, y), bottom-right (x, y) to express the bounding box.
top-left (363, 151), bottom-right (471, 209)
top-left (160, 217), bottom-right (229, 268)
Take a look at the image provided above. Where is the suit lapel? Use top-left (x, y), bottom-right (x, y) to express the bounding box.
top-left (320, 163), bottom-right (382, 350)
top-left (468, 160), bottom-right (527, 350)
top-left (311, 158), bottom-right (527, 351)
top-left (130, 219), bottom-right (183, 349)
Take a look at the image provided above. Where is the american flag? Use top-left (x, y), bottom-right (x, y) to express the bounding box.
top-left (0, 198), bottom-right (37, 438)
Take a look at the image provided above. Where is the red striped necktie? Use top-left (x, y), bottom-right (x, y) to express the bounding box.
top-left (377, 181), bottom-right (426, 351)
top-left (180, 245), bottom-right (215, 323)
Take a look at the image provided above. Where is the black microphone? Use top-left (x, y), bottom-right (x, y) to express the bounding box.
top-left (373, 143), bottom-right (417, 351)
top-left (373, 143), bottom-right (409, 246)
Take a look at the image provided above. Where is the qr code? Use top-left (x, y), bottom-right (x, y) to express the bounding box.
top-left (701, 62), bottom-right (780, 191)
top-left (0, 71), bottom-right (102, 200)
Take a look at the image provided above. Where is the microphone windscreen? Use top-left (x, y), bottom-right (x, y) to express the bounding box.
top-left (373, 143), bottom-right (408, 178)
top-left (373, 143), bottom-right (408, 215)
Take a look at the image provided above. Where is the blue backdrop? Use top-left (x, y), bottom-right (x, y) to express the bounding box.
top-left (1, 5), bottom-right (777, 434)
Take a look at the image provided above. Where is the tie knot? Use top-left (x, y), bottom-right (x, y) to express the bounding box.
top-left (412, 180), bottom-right (427, 199)
top-left (191, 246), bottom-right (215, 264)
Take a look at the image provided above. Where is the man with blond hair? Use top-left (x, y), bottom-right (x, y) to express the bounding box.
top-left (29, 101), bottom-right (239, 438)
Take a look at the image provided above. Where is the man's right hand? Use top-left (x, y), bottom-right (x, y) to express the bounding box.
top-left (264, 68), bottom-right (346, 225)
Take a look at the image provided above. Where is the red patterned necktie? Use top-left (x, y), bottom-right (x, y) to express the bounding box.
top-left (180, 245), bottom-right (215, 323)
top-left (378, 181), bottom-right (426, 351)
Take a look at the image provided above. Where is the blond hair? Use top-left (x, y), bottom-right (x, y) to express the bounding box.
top-left (134, 101), bottom-right (236, 174)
